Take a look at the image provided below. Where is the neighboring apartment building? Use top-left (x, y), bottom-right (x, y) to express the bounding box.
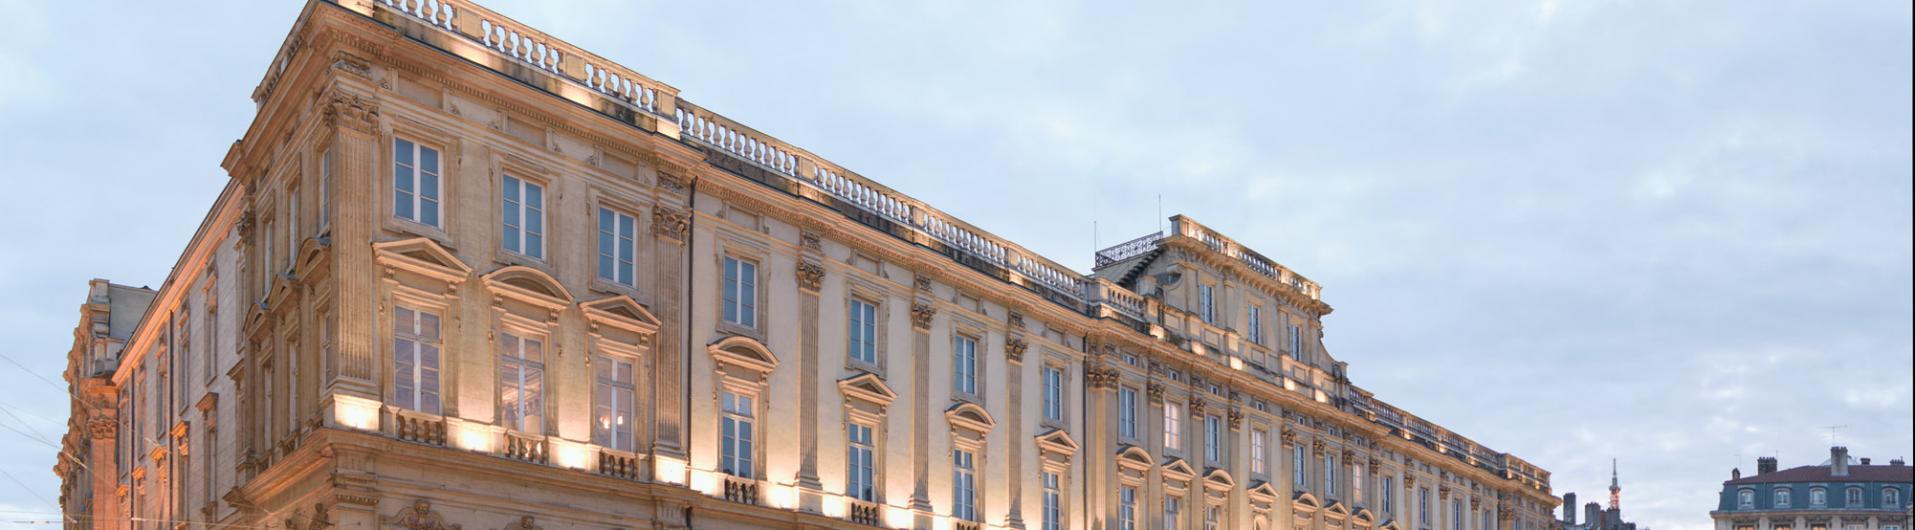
top-left (1712, 447), bottom-right (1914, 530)
top-left (53, 1), bottom-right (1560, 529)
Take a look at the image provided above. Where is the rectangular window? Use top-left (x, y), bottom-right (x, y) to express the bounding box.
top-left (847, 423), bottom-right (875, 502)
top-left (1290, 324), bottom-right (1304, 359)
top-left (319, 310), bottom-right (334, 380)
top-left (1204, 415), bottom-right (1224, 464)
top-left (954, 449), bottom-right (978, 522)
top-left (1775, 489), bottom-right (1791, 508)
top-left (592, 355), bottom-right (636, 451)
top-left (1847, 488), bottom-right (1863, 506)
top-left (498, 332), bottom-right (546, 434)
top-left (1205, 506), bottom-right (1220, 530)
top-left (1119, 486), bottom-right (1138, 530)
top-left (260, 218), bottom-right (274, 297)
top-left (848, 298), bottom-right (878, 366)
top-left (284, 334), bottom-right (300, 434)
top-left (1118, 387), bottom-right (1139, 440)
top-left (953, 335), bottom-right (978, 397)
top-left (1198, 284), bottom-right (1215, 323)
top-left (1326, 453), bottom-right (1338, 494)
top-left (1043, 365), bottom-right (1065, 422)
top-left (596, 208), bottom-right (638, 287)
top-left (500, 175), bottom-right (544, 259)
top-left (1165, 496), bottom-right (1183, 530)
top-left (286, 184), bottom-right (300, 269)
top-left (318, 148), bottom-right (331, 232)
top-left (1164, 402), bottom-right (1183, 451)
top-left (720, 391), bottom-right (754, 477)
top-left (1420, 488), bottom-right (1431, 528)
top-left (1252, 429), bottom-right (1268, 476)
top-left (392, 306), bottom-right (442, 414)
top-left (1383, 476), bottom-right (1396, 514)
top-left (722, 256), bottom-right (758, 327)
top-left (1294, 444), bottom-right (1308, 488)
top-left (1248, 304), bottom-right (1263, 344)
top-left (393, 137), bottom-right (441, 227)
top-left (1042, 471), bottom-right (1062, 530)
top-left (1354, 461), bottom-right (1366, 504)
top-left (1454, 500), bottom-right (1465, 530)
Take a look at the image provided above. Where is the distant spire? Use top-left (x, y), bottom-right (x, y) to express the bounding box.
top-left (1609, 459), bottom-right (1622, 511)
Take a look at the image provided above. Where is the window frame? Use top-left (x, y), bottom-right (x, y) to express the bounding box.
top-left (847, 296), bottom-right (881, 370)
top-left (591, 352), bottom-right (638, 452)
top-left (595, 206), bottom-right (640, 290)
top-left (846, 421), bottom-right (877, 502)
top-left (391, 304), bottom-right (444, 415)
top-left (719, 389), bottom-right (757, 478)
top-left (391, 136), bottom-right (445, 230)
top-left (952, 333), bottom-right (980, 399)
top-left (499, 173), bottom-right (547, 260)
top-left (1164, 401), bottom-right (1184, 452)
top-left (497, 330), bottom-right (547, 435)
top-left (721, 254), bottom-right (761, 330)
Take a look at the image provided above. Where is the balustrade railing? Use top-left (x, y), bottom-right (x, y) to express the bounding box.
top-left (394, 411), bottom-right (446, 446)
top-left (722, 476), bottom-right (759, 505)
top-left (1094, 231), bottom-right (1165, 269)
top-left (598, 449), bottom-right (642, 480)
top-left (504, 432), bottom-right (548, 464)
top-left (848, 501), bottom-right (882, 526)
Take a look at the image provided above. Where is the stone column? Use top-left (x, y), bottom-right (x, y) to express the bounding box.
top-left (320, 87), bottom-right (381, 401)
top-left (651, 204), bottom-right (690, 459)
top-left (795, 253), bottom-right (825, 500)
top-left (83, 384), bottom-right (119, 530)
top-left (909, 282), bottom-right (936, 525)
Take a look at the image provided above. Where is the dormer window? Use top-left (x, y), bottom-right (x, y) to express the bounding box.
top-left (1738, 489), bottom-right (1755, 509)
top-left (1774, 488), bottom-right (1791, 508)
top-left (1845, 487), bottom-right (1863, 507)
top-left (1810, 487), bottom-right (1826, 507)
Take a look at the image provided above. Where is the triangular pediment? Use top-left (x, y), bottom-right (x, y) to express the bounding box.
top-left (1248, 481), bottom-right (1281, 503)
top-left (837, 372), bottom-right (898, 406)
top-left (482, 266), bottom-right (573, 309)
top-left (1162, 458), bottom-right (1197, 482)
top-left (708, 335), bottom-right (778, 374)
top-left (373, 237), bottom-right (471, 282)
top-left (1034, 428), bottom-right (1080, 457)
top-left (1326, 501), bottom-right (1350, 518)
top-left (945, 402), bottom-right (996, 434)
top-left (580, 295), bottom-right (661, 334)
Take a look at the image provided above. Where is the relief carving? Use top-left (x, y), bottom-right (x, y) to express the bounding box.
top-left (384, 500), bottom-right (460, 530)
top-left (1227, 408), bottom-right (1244, 430)
top-left (1145, 382), bottom-right (1165, 403)
top-left (795, 261), bottom-right (825, 292)
top-left (651, 208), bottom-right (689, 244)
top-left (909, 302), bottom-right (936, 330)
top-left (88, 417), bottom-right (116, 439)
top-left (1005, 336), bottom-right (1028, 363)
top-left (322, 91), bottom-right (381, 134)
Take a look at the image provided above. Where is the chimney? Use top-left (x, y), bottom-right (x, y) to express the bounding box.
top-left (1585, 502), bottom-right (1602, 528)
top-left (1892, 458), bottom-right (1906, 466)
top-left (1732, 467), bottom-right (1742, 480)
top-left (1563, 493), bottom-right (1578, 524)
top-left (1860, 457), bottom-right (1872, 465)
top-left (1758, 457), bottom-right (1778, 475)
top-left (1832, 447), bottom-right (1850, 477)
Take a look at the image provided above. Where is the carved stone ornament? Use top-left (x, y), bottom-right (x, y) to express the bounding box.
top-left (651, 208), bottom-right (689, 243)
top-left (1086, 368), bottom-right (1121, 389)
top-left (504, 516), bottom-right (540, 530)
top-left (384, 500), bottom-right (461, 530)
top-left (1344, 449), bottom-right (1358, 462)
top-left (1280, 426), bottom-right (1298, 447)
top-left (286, 503), bottom-right (332, 530)
top-left (1146, 382), bottom-right (1166, 403)
top-left (1368, 457), bottom-right (1382, 474)
top-left (1497, 506), bottom-right (1515, 521)
top-left (322, 91), bottom-right (381, 134)
top-left (1005, 337), bottom-right (1029, 363)
top-left (657, 172), bottom-right (688, 193)
top-left (1008, 312), bottom-right (1025, 330)
top-left (1189, 397), bottom-right (1207, 416)
top-left (1471, 498), bottom-right (1482, 510)
top-left (330, 52), bottom-right (372, 79)
top-left (795, 261), bottom-right (825, 292)
top-left (1227, 408), bottom-right (1245, 430)
top-left (1313, 439), bottom-right (1327, 456)
top-left (1404, 475), bottom-right (1418, 488)
top-left (88, 417), bottom-right (116, 439)
top-left (800, 231), bottom-right (822, 251)
top-left (1440, 485), bottom-right (1452, 499)
top-left (913, 275), bottom-right (932, 292)
top-left (909, 302), bottom-right (936, 330)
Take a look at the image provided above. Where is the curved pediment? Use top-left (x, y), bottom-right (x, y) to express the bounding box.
top-left (1380, 519), bottom-right (1402, 530)
top-left (1034, 428), bottom-right (1080, 457)
top-left (1353, 508), bottom-right (1377, 527)
top-left (580, 295), bottom-right (661, 335)
top-left (1203, 468), bottom-right (1237, 492)
top-left (838, 372), bottom-right (898, 406)
top-left (1292, 491), bottom-right (1322, 511)
top-left (482, 266), bottom-right (573, 309)
top-left (944, 402), bottom-right (996, 434)
top-left (1162, 458), bottom-right (1197, 482)
top-left (708, 335), bottom-right (778, 374)
top-left (374, 237), bottom-right (471, 283)
top-left (1116, 446), bottom-right (1156, 471)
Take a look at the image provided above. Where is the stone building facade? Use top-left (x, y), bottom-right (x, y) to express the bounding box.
top-left (53, 1), bottom-right (1560, 529)
top-left (1711, 447), bottom-right (1913, 530)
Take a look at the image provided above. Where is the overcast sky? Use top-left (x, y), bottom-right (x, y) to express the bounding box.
top-left (1, 1), bottom-right (1910, 529)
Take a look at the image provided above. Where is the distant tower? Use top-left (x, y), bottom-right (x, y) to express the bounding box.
top-left (1609, 459), bottom-right (1622, 511)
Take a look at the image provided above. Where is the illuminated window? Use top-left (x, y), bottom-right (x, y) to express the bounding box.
top-left (591, 355), bottom-right (636, 451)
top-left (720, 391), bottom-right (755, 477)
top-left (392, 306), bottom-right (442, 414)
top-left (498, 332), bottom-right (545, 434)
